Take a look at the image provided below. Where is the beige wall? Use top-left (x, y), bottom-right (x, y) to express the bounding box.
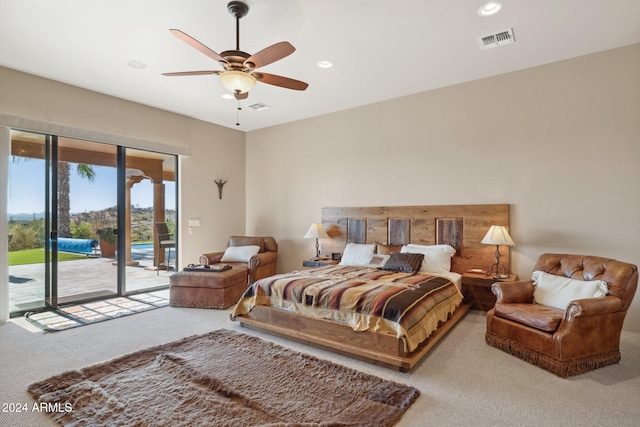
top-left (1, 44), bottom-right (639, 331)
top-left (0, 67), bottom-right (247, 291)
top-left (246, 44), bottom-right (640, 332)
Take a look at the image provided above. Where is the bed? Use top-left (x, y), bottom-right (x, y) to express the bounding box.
top-left (232, 204), bottom-right (511, 371)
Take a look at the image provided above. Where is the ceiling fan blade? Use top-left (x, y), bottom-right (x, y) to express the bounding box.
top-left (234, 91), bottom-right (249, 100)
top-left (253, 72), bottom-right (309, 91)
top-left (169, 29), bottom-right (228, 65)
top-left (245, 42), bottom-right (295, 69)
top-left (162, 71), bottom-right (218, 76)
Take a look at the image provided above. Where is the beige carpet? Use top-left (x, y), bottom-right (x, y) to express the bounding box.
top-left (28, 329), bottom-right (418, 427)
top-left (2, 304), bottom-right (640, 427)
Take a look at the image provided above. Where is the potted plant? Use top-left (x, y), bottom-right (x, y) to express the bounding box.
top-left (96, 227), bottom-right (117, 258)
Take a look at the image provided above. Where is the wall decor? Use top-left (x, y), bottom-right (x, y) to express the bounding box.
top-left (388, 218), bottom-right (411, 246)
top-left (436, 217), bottom-right (463, 255)
top-left (215, 179), bottom-right (227, 199)
top-left (347, 218), bottom-right (367, 244)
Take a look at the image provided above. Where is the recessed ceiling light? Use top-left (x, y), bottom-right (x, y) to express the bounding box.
top-left (221, 94), bottom-right (234, 100)
top-left (317, 60), bottom-right (333, 69)
top-left (478, 2), bottom-right (502, 17)
top-left (127, 60), bottom-right (147, 69)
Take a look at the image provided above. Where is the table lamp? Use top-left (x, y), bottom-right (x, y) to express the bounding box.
top-left (481, 225), bottom-right (515, 279)
top-left (304, 223), bottom-right (330, 260)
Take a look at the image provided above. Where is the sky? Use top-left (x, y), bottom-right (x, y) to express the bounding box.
top-left (8, 159), bottom-right (175, 215)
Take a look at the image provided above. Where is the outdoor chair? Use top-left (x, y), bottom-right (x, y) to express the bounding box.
top-left (155, 222), bottom-right (175, 275)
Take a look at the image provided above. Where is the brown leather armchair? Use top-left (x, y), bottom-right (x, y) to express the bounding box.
top-left (486, 253), bottom-right (638, 377)
top-left (199, 236), bottom-right (278, 284)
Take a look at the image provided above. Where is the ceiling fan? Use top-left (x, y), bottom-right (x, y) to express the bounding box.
top-left (162, 1), bottom-right (308, 101)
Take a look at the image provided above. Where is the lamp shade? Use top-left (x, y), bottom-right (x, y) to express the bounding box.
top-left (220, 70), bottom-right (256, 94)
top-left (304, 223), bottom-right (330, 239)
top-left (481, 225), bottom-right (515, 246)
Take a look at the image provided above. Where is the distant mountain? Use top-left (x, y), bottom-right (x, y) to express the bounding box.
top-left (9, 207), bottom-right (175, 223)
top-left (8, 212), bottom-right (45, 221)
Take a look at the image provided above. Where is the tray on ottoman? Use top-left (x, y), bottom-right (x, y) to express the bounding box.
top-left (183, 264), bottom-right (231, 272)
top-left (170, 267), bottom-right (247, 309)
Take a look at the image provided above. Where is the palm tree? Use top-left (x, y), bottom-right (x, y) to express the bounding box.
top-left (10, 132), bottom-right (97, 238)
top-left (57, 162), bottom-right (96, 237)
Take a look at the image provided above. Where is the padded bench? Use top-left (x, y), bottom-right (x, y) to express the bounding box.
top-left (169, 268), bottom-right (247, 309)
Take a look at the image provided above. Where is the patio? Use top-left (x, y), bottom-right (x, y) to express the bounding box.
top-left (9, 245), bottom-right (173, 313)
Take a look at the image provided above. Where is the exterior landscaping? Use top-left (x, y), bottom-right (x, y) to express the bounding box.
top-left (8, 206), bottom-right (175, 265)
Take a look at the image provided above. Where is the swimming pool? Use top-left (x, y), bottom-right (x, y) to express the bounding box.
top-left (132, 242), bottom-right (153, 250)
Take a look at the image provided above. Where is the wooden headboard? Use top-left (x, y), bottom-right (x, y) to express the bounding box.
top-left (321, 204), bottom-right (511, 275)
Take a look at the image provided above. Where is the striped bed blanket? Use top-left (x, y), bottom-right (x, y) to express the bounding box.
top-left (231, 265), bottom-right (463, 352)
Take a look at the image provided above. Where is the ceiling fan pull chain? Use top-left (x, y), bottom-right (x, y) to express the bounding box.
top-left (236, 99), bottom-right (242, 126)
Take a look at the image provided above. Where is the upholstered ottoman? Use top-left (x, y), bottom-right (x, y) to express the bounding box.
top-left (169, 268), bottom-right (247, 309)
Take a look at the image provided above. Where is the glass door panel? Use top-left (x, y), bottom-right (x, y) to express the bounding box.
top-left (8, 131), bottom-right (49, 313)
top-left (55, 137), bottom-right (118, 304)
top-left (124, 149), bottom-right (177, 293)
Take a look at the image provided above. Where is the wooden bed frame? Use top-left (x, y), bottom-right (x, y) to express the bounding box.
top-left (236, 204), bottom-right (511, 371)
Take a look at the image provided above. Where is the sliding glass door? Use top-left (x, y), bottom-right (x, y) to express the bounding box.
top-left (54, 137), bottom-right (118, 305)
top-left (124, 148), bottom-right (177, 293)
top-left (8, 130), bottom-right (178, 315)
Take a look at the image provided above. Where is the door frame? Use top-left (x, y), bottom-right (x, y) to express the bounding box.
top-left (7, 131), bottom-right (178, 316)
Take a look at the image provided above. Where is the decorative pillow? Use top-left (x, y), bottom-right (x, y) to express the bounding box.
top-left (382, 253), bottom-right (424, 273)
top-left (220, 245), bottom-right (261, 263)
top-left (366, 254), bottom-right (390, 268)
top-left (339, 243), bottom-right (376, 266)
top-left (401, 244), bottom-right (456, 273)
top-left (532, 270), bottom-right (609, 310)
top-left (228, 236), bottom-right (264, 253)
top-left (375, 242), bottom-right (403, 255)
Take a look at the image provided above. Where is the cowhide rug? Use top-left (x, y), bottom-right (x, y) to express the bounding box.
top-left (28, 329), bottom-right (419, 426)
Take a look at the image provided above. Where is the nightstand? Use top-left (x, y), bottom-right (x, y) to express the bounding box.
top-left (461, 272), bottom-right (518, 311)
top-left (302, 259), bottom-right (339, 268)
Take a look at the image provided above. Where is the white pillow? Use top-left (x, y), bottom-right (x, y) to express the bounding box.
top-left (220, 245), bottom-right (261, 263)
top-left (339, 243), bottom-right (376, 266)
top-left (401, 244), bottom-right (456, 273)
top-left (532, 270), bottom-right (609, 310)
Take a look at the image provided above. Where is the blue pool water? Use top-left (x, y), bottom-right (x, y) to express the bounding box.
top-left (132, 242), bottom-right (153, 250)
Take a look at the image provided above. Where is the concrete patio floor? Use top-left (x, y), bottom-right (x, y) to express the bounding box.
top-left (8, 245), bottom-right (173, 313)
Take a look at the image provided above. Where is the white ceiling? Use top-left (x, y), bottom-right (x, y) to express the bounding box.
top-left (1, 0), bottom-right (639, 132)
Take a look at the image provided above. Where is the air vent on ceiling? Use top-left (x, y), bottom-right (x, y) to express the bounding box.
top-left (478, 28), bottom-right (515, 50)
top-left (248, 102), bottom-right (271, 111)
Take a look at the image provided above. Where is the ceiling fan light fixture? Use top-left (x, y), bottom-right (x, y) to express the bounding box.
top-left (165, 0), bottom-right (308, 121)
top-left (220, 70), bottom-right (256, 94)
